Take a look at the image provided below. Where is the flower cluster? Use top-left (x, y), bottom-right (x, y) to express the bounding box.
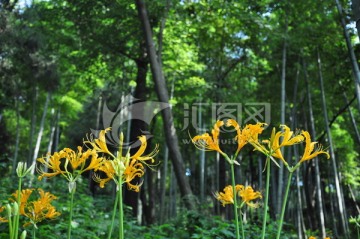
top-left (86, 128), bottom-right (159, 192)
top-left (36, 127), bottom-right (158, 192)
top-left (193, 120), bottom-right (330, 170)
top-left (11, 188), bottom-right (60, 227)
top-left (215, 184), bottom-right (262, 208)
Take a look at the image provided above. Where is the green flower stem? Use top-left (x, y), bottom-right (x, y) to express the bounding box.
top-left (107, 187), bottom-right (119, 239)
top-left (230, 163), bottom-right (240, 239)
top-left (238, 208), bottom-right (245, 239)
top-left (14, 177), bottom-right (22, 239)
top-left (8, 208), bottom-right (13, 239)
top-left (67, 188), bottom-right (75, 239)
top-left (33, 226), bottom-right (36, 239)
top-left (118, 179), bottom-right (124, 239)
top-left (261, 158), bottom-right (271, 239)
top-left (276, 171), bottom-right (293, 239)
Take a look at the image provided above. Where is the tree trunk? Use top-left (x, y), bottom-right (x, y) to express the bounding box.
top-left (125, 57), bottom-right (148, 218)
top-left (27, 85), bottom-right (38, 165)
top-left (30, 91), bottom-right (51, 175)
top-left (351, 0), bottom-right (360, 40)
top-left (277, 33), bottom-right (287, 217)
top-left (290, 59), bottom-right (306, 239)
top-left (43, 108), bottom-right (56, 174)
top-left (303, 57), bottom-right (325, 235)
top-left (159, 145), bottom-right (169, 223)
top-left (342, 92), bottom-right (360, 144)
top-left (335, 0), bottom-right (360, 113)
top-left (12, 94), bottom-right (20, 174)
top-left (314, 50), bottom-right (329, 238)
top-left (135, 0), bottom-right (195, 210)
top-left (317, 50), bottom-right (349, 238)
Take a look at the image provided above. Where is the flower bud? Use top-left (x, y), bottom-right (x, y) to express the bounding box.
top-left (5, 204), bottom-right (12, 218)
top-left (16, 162), bottom-right (34, 178)
top-left (68, 181), bottom-right (76, 194)
top-left (12, 202), bottom-right (19, 216)
top-left (20, 230), bottom-right (27, 239)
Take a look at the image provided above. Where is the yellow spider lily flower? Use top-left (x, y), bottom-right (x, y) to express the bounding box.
top-left (280, 125), bottom-right (304, 147)
top-left (0, 206), bottom-right (8, 223)
top-left (225, 119), bottom-right (248, 155)
top-left (192, 120), bottom-right (224, 154)
top-left (11, 189), bottom-right (60, 227)
top-left (214, 185), bottom-right (235, 206)
top-left (94, 157), bottom-right (145, 192)
top-left (37, 147), bottom-right (102, 182)
top-left (37, 151), bottom-right (67, 179)
top-left (215, 184), bottom-right (262, 208)
top-left (247, 124), bottom-right (303, 166)
top-left (12, 189), bottom-right (34, 215)
top-left (236, 185), bottom-right (262, 208)
top-left (266, 125), bottom-right (303, 164)
top-left (91, 129), bottom-right (158, 192)
top-left (130, 135), bottom-right (159, 163)
top-left (84, 127), bottom-right (115, 158)
top-left (308, 237), bottom-right (331, 239)
top-left (299, 131), bottom-right (330, 163)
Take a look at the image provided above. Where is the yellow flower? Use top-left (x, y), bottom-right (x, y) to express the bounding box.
top-left (91, 129), bottom-right (158, 192)
top-left (299, 131), bottom-right (330, 164)
top-left (84, 127), bottom-right (115, 158)
top-left (236, 185), bottom-right (262, 208)
top-left (214, 185), bottom-right (234, 206)
top-left (11, 189), bottom-right (60, 227)
top-left (308, 236), bottom-right (331, 239)
top-left (93, 160), bottom-right (115, 188)
top-left (94, 157), bottom-right (145, 192)
top-left (243, 122), bottom-right (266, 143)
top-left (267, 125), bottom-right (303, 163)
top-left (37, 146), bottom-right (102, 182)
top-left (0, 206), bottom-right (8, 223)
top-left (130, 135), bottom-right (159, 163)
top-left (240, 123), bottom-right (266, 153)
top-left (225, 119), bottom-right (249, 155)
top-left (123, 159), bottom-right (145, 192)
top-left (12, 188), bottom-right (34, 215)
top-left (192, 120), bottom-right (224, 153)
top-left (37, 151), bottom-right (67, 179)
top-left (215, 184), bottom-right (262, 208)
top-left (247, 124), bottom-right (303, 166)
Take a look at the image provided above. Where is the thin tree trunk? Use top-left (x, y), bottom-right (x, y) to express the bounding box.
top-left (27, 85), bottom-right (38, 165)
top-left (351, 0), bottom-right (360, 41)
top-left (43, 108), bottom-right (56, 175)
top-left (314, 50), bottom-right (328, 238)
top-left (126, 56), bottom-right (148, 218)
top-left (12, 95), bottom-right (20, 174)
top-left (318, 50), bottom-right (349, 238)
top-left (277, 32), bottom-right (287, 217)
top-left (159, 145), bottom-right (169, 223)
top-left (291, 60), bottom-right (306, 239)
top-left (135, 0), bottom-right (195, 210)
top-left (303, 57), bottom-right (325, 235)
top-left (335, 0), bottom-right (360, 112)
top-left (30, 91), bottom-right (51, 175)
top-left (54, 109), bottom-right (60, 152)
top-left (342, 92), bottom-right (360, 144)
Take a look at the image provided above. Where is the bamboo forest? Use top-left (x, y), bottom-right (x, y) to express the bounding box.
top-left (1, 0), bottom-right (360, 238)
